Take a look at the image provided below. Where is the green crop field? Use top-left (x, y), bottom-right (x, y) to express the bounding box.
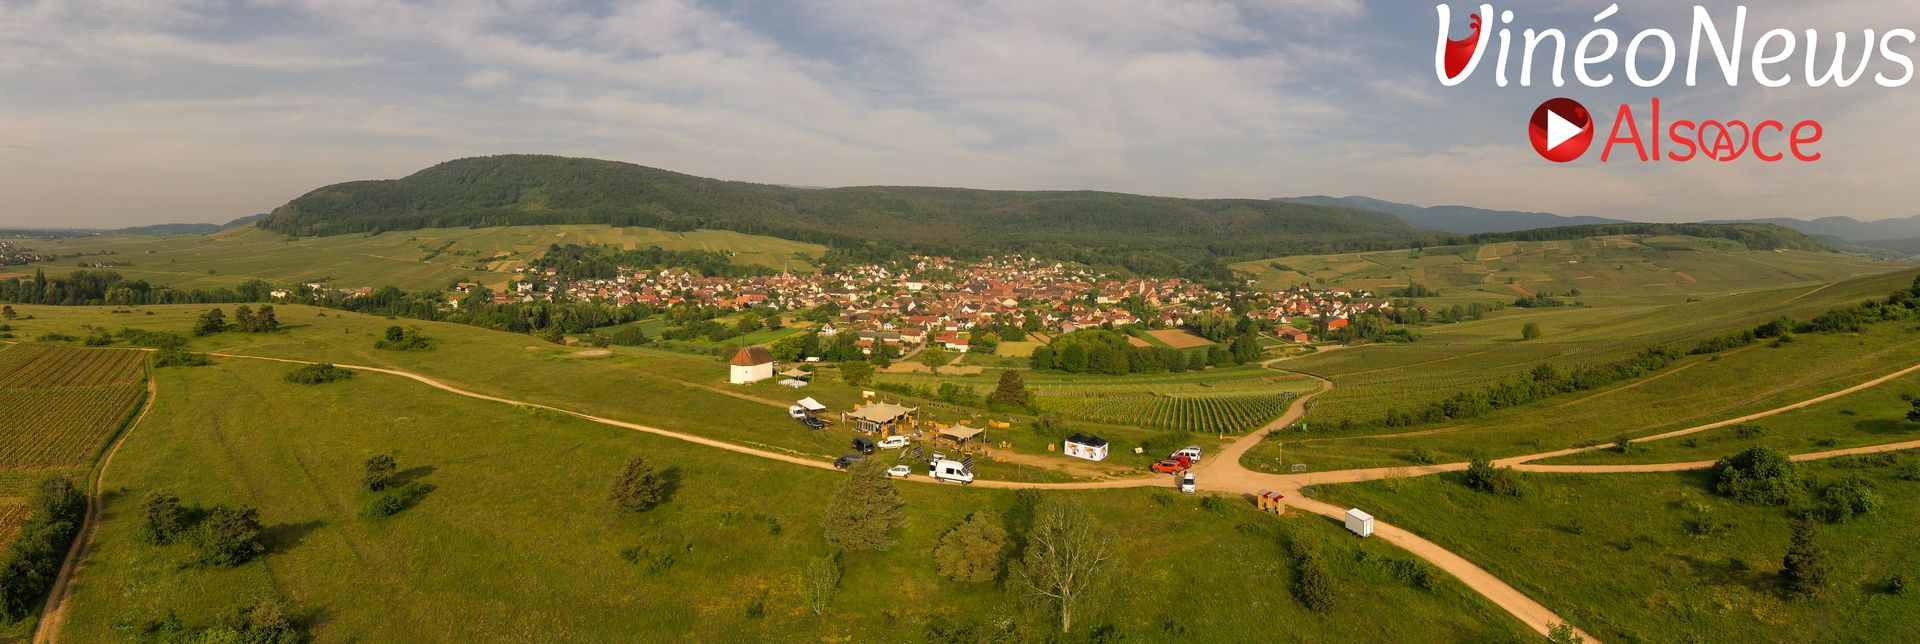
top-left (1250, 321), bottom-right (1920, 472)
top-left (1038, 392), bottom-right (1297, 435)
top-left (1270, 264), bottom-right (1919, 435)
top-left (1307, 461), bottom-right (1920, 642)
top-left (54, 358), bottom-right (1533, 642)
top-left (13, 224), bottom-right (825, 292)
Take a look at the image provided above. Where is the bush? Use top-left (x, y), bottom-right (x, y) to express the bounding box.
top-left (1781, 514), bottom-right (1830, 597)
top-left (610, 457), bottom-right (669, 513)
top-left (0, 477), bottom-right (86, 619)
top-left (375, 325), bottom-right (431, 351)
top-left (362, 454), bottom-right (396, 491)
top-left (1288, 538), bottom-right (1337, 611)
top-left (364, 482), bottom-right (433, 518)
top-left (141, 494), bottom-right (193, 545)
top-left (1463, 458), bottom-right (1523, 497)
top-left (153, 349), bottom-right (213, 368)
top-left (1405, 447), bottom-right (1437, 465)
top-left (284, 363), bottom-right (354, 385)
top-left (1711, 447), bottom-right (1802, 506)
top-left (1819, 475), bottom-right (1883, 523)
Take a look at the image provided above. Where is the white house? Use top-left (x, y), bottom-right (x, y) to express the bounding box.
top-left (729, 346), bottom-right (776, 384)
top-left (1063, 434), bottom-right (1110, 462)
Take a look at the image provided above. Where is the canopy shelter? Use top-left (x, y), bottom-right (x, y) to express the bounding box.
top-left (936, 425), bottom-right (985, 449)
top-left (779, 368), bottom-right (812, 380)
top-left (845, 402), bottom-right (918, 436)
top-left (796, 397), bottom-right (828, 413)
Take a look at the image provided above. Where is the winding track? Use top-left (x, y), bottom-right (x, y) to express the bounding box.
top-left (36, 348), bottom-right (1920, 643)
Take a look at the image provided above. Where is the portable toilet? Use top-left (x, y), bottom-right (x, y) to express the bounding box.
top-left (1345, 508), bottom-right (1374, 538)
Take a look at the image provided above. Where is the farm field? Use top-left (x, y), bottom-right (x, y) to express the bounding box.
top-left (1275, 265), bottom-right (1920, 432)
top-left (14, 224), bottom-right (824, 292)
top-left (56, 358), bottom-right (1535, 642)
top-left (1306, 461), bottom-right (1920, 642)
top-left (1038, 391), bottom-right (1297, 435)
top-left (1249, 322), bottom-right (1920, 472)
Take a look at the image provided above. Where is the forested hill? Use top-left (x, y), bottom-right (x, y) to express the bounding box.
top-left (256, 155), bottom-right (1418, 274)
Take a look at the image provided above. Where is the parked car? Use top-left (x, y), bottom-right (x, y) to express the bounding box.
top-left (852, 437), bottom-right (876, 455)
top-left (803, 416), bottom-right (828, 430)
top-left (1151, 458), bottom-right (1189, 474)
top-left (1174, 446), bottom-right (1203, 463)
top-left (833, 454), bottom-right (865, 470)
top-left (1180, 472), bottom-right (1196, 494)
top-left (878, 435), bottom-right (911, 450)
top-left (886, 464), bottom-right (913, 478)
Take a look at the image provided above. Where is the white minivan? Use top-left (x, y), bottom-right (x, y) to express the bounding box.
top-left (929, 459), bottom-right (975, 485)
top-left (877, 435), bottom-right (911, 450)
top-left (1174, 446), bottom-right (1202, 463)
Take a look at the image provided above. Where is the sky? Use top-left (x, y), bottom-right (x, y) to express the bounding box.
top-left (1, 0), bottom-right (1918, 228)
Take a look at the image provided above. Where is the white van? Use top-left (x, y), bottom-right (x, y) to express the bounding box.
top-left (930, 459), bottom-right (975, 485)
top-left (1174, 446), bottom-right (1202, 463)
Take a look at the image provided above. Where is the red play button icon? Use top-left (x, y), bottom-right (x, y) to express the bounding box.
top-left (1529, 98), bottom-right (1593, 163)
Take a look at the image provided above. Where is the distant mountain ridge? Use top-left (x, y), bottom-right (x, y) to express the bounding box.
top-left (116, 214), bottom-right (268, 236)
top-left (1273, 196), bottom-right (1630, 234)
top-left (1703, 215), bottom-right (1920, 243)
top-left (255, 155), bottom-right (1423, 274)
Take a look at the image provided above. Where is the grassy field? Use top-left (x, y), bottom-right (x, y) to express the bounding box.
top-left (56, 358), bottom-right (1535, 642)
top-left (1250, 322), bottom-right (1920, 472)
top-left (1541, 367), bottom-right (1920, 466)
top-left (13, 224), bottom-right (825, 292)
top-left (1307, 460), bottom-right (1920, 642)
top-left (1269, 263), bottom-right (1919, 434)
top-left (1234, 236), bottom-right (1895, 305)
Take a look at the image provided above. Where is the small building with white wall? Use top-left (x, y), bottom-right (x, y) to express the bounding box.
top-left (729, 346), bottom-right (776, 384)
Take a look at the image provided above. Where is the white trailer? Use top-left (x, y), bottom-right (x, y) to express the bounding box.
top-left (1345, 508), bottom-right (1374, 538)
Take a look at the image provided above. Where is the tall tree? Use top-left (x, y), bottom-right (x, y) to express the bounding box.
top-left (822, 458), bottom-right (906, 551)
top-left (193, 308), bottom-right (228, 336)
top-left (1782, 514), bottom-right (1830, 596)
top-left (1013, 499), bottom-right (1117, 634)
top-left (610, 456), bottom-right (669, 513)
top-left (934, 512), bottom-right (1008, 583)
top-left (988, 370), bottom-right (1031, 411)
top-left (197, 506), bottom-right (266, 567)
top-left (918, 347), bottom-right (953, 374)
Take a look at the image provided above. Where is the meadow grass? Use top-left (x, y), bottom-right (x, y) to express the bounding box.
top-left (1306, 461), bottom-right (1920, 642)
top-left (1249, 323), bottom-right (1920, 472)
top-left (56, 359), bottom-right (1533, 642)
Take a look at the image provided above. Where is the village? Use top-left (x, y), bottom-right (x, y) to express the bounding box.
top-left (489, 254), bottom-right (1390, 351)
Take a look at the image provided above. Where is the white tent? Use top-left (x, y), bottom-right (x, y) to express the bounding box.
top-left (778, 379), bottom-right (809, 388)
top-left (796, 397), bottom-right (828, 412)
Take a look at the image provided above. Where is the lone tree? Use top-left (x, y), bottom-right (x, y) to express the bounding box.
top-left (1013, 498), bottom-right (1117, 634)
top-left (610, 456), bottom-right (669, 513)
top-left (1521, 322), bottom-right (1543, 341)
top-left (1781, 514), bottom-right (1830, 597)
top-left (363, 454), bottom-right (397, 491)
top-left (197, 505), bottom-right (266, 567)
top-left (918, 347), bottom-right (954, 374)
top-left (193, 308), bottom-right (229, 336)
top-left (1906, 398), bottom-right (1920, 423)
top-left (839, 361), bottom-right (875, 387)
top-left (799, 554), bottom-right (841, 616)
top-left (822, 458), bottom-right (906, 551)
top-left (988, 370), bottom-right (1031, 411)
top-left (934, 512), bottom-right (1009, 583)
top-left (1, 305), bottom-right (14, 319)
top-left (1711, 446), bottom-right (1802, 506)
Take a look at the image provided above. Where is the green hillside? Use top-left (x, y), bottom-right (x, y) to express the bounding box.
top-left (13, 224), bottom-right (823, 292)
top-left (255, 155), bottom-right (1421, 272)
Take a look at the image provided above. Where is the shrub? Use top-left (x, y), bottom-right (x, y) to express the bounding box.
top-left (1711, 446), bottom-right (1802, 506)
top-left (1405, 447), bottom-right (1437, 465)
top-left (1819, 475), bottom-right (1883, 523)
top-left (364, 482), bottom-right (434, 518)
top-left (1288, 538), bottom-right (1337, 611)
top-left (375, 325), bottom-right (431, 351)
top-left (1463, 458), bottom-right (1523, 497)
top-left (153, 349), bottom-right (213, 368)
top-left (284, 363), bottom-right (354, 385)
top-left (362, 454), bottom-right (396, 491)
top-left (141, 494), bottom-right (193, 545)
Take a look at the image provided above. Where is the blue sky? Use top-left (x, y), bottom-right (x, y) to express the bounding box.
top-left (1, 0), bottom-right (1916, 227)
